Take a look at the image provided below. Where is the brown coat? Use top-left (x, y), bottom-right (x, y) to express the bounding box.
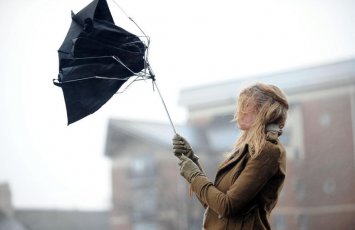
top-left (191, 135), bottom-right (286, 230)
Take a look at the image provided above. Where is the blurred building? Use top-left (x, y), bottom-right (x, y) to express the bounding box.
top-left (15, 209), bottom-right (110, 230)
top-left (105, 58), bottom-right (355, 230)
top-left (104, 121), bottom-right (208, 230)
top-left (0, 183), bottom-right (27, 230)
top-left (0, 182), bottom-right (109, 230)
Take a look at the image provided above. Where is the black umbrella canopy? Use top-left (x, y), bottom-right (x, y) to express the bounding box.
top-left (58, 0), bottom-right (114, 59)
top-left (55, 0), bottom-right (148, 125)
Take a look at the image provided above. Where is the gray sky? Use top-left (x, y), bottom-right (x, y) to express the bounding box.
top-left (1, 0), bottom-right (355, 210)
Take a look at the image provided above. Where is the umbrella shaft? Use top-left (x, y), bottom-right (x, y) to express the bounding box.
top-left (153, 81), bottom-right (177, 134)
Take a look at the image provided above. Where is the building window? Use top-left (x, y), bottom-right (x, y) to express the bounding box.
top-left (131, 187), bottom-right (158, 221)
top-left (323, 178), bottom-right (336, 194)
top-left (128, 154), bottom-right (155, 177)
top-left (293, 148), bottom-right (300, 162)
top-left (294, 178), bottom-right (306, 201)
top-left (279, 129), bottom-right (290, 146)
top-left (319, 112), bottom-right (331, 128)
top-left (297, 215), bottom-right (308, 230)
top-left (274, 215), bottom-right (286, 230)
top-left (127, 154), bottom-right (156, 188)
top-left (133, 222), bottom-right (158, 230)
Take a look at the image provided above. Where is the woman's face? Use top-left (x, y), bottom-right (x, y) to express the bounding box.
top-left (236, 102), bottom-right (257, 131)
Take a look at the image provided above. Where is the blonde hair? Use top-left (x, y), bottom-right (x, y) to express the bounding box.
top-left (233, 82), bottom-right (288, 157)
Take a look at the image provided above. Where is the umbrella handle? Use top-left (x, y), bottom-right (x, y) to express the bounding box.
top-left (153, 80), bottom-right (177, 134)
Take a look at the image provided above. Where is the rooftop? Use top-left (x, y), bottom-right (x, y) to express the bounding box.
top-left (179, 58), bottom-right (355, 109)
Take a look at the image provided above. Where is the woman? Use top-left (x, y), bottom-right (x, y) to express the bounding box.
top-left (173, 82), bottom-right (288, 229)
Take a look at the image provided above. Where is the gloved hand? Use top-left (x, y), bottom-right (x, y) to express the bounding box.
top-left (178, 155), bottom-right (204, 183)
top-left (172, 134), bottom-right (204, 172)
top-left (172, 133), bottom-right (199, 162)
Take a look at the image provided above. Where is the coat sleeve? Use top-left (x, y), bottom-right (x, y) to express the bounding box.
top-left (190, 142), bottom-right (281, 217)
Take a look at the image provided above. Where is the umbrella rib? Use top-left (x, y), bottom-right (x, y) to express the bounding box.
top-left (57, 72), bottom-right (151, 84)
top-left (70, 55), bottom-right (150, 77)
top-left (57, 76), bottom-right (130, 84)
top-left (57, 73), bottom-right (152, 84)
top-left (111, 56), bottom-right (152, 79)
top-left (57, 53), bottom-right (153, 84)
top-left (110, 0), bottom-right (148, 37)
top-left (115, 76), bottom-right (141, 94)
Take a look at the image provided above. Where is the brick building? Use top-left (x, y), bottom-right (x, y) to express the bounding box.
top-left (105, 121), bottom-right (207, 229)
top-left (105, 58), bottom-right (355, 229)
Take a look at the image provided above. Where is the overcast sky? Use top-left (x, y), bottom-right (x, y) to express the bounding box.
top-left (1, 0), bottom-right (355, 210)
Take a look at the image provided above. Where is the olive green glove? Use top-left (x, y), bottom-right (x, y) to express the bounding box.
top-left (178, 155), bottom-right (204, 183)
top-left (172, 134), bottom-right (199, 161)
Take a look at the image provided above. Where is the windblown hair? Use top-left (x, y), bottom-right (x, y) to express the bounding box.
top-left (233, 82), bottom-right (288, 157)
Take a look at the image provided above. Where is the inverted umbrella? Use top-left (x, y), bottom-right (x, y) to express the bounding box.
top-left (54, 0), bottom-right (175, 132)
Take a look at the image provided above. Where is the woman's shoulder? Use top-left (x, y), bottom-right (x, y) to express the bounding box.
top-left (250, 140), bottom-right (284, 170)
top-left (258, 137), bottom-right (285, 161)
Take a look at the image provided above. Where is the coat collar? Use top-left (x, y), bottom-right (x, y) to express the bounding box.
top-left (219, 144), bottom-right (248, 170)
top-left (215, 144), bottom-right (249, 180)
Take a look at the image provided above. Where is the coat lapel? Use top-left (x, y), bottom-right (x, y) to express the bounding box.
top-left (214, 144), bottom-right (249, 185)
